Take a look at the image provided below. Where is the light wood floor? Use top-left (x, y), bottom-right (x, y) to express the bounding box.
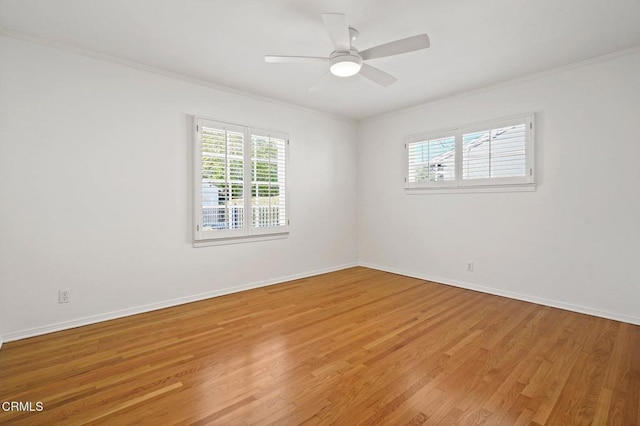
top-left (1, 267), bottom-right (638, 425)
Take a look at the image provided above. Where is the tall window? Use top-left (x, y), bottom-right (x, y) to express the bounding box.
top-left (251, 131), bottom-right (287, 229)
top-left (406, 114), bottom-right (534, 191)
top-left (194, 118), bottom-right (288, 243)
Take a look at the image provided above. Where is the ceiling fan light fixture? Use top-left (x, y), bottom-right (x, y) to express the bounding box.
top-left (265, 13), bottom-right (430, 87)
top-left (329, 54), bottom-right (362, 77)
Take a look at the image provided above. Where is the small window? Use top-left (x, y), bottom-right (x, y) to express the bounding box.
top-left (407, 132), bottom-right (457, 188)
top-left (194, 118), bottom-right (289, 243)
top-left (406, 114), bottom-right (534, 191)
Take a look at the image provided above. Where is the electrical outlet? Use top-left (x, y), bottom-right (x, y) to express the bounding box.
top-left (467, 262), bottom-right (474, 272)
top-left (59, 289), bottom-right (70, 303)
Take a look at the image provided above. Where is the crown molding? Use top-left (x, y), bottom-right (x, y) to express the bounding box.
top-left (362, 44), bottom-right (640, 123)
top-left (0, 28), bottom-right (356, 124)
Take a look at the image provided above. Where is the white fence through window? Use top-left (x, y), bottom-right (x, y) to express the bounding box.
top-left (202, 206), bottom-right (282, 230)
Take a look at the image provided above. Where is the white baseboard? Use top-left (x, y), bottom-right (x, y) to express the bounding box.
top-left (3, 261), bottom-right (636, 346)
top-left (0, 262), bottom-right (358, 344)
top-left (359, 262), bottom-right (640, 326)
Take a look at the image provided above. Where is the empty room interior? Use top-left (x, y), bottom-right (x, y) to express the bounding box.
top-left (1, 0), bottom-right (639, 424)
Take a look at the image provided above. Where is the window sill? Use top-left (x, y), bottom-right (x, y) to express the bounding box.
top-left (405, 183), bottom-right (536, 195)
top-left (193, 232), bottom-right (289, 248)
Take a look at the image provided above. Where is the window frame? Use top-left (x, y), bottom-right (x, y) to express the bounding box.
top-left (405, 113), bottom-right (535, 193)
top-left (193, 117), bottom-right (289, 245)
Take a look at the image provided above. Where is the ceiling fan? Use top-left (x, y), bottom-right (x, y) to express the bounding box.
top-left (265, 13), bottom-right (430, 88)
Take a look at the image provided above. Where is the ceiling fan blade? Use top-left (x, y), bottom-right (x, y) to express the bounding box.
top-left (359, 64), bottom-right (397, 86)
top-left (322, 13), bottom-right (351, 52)
top-left (309, 71), bottom-right (332, 91)
top-left (360, 34), bottom-right (430, 61)
top-left (265, 55), bottom-right (329, 63)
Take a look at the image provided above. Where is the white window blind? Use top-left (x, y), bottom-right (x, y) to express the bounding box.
top-left (405, 114), bottom-right (534, 191)
top-left (251, 130), bottom-right (287, 233)
top-left (200, 123), bottom-right (245, 234)
top-left (407, 134), bottom-right (456, 187)
top-left (251, 131), bottom-right (287, 233)
top-left (194, 118), bottom-right (289, 243)
top-left (462, 121), bottom-right (528, 185)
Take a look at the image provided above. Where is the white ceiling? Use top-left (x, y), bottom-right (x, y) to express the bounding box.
top-left (2, 0), bottom-right (640, 120)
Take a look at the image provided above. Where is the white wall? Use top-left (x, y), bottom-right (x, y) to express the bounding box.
top-left (0, 36), bottom-right (359, 340)
top-left (358, 50), bottom-right (640, 324)
top-left (2, 35), bottom-right (638, 343)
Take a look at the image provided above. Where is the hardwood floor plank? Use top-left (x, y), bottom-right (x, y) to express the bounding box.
top-left (82, 381), bottom-right (183, 424)
top-left (1, 267), bottom-right (638, 425)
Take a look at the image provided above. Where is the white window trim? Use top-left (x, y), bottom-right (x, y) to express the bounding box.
top-left (192, 116), bottom-right (290, 246)
top-left (405, 113), bottom-right (535, 193)
top-left (193, 233), bottom-right (288, 248)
